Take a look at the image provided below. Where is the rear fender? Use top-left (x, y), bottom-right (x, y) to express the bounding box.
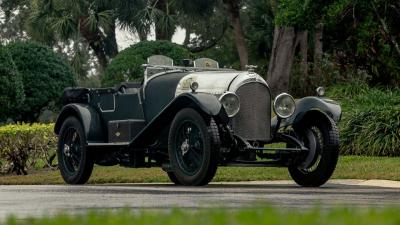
top-left (272, 97), bottom-right (341, 130)
top-left (54, 104), bottom-right (106, 143)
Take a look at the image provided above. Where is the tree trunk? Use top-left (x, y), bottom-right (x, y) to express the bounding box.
top-left (137, 28), bottom-right (148, 41)
top-left (104, 21), bottom-right (119, 58)
top-left (155, 23), bottom-right (172, 41)
top-left (183, 26), bottom-right (191, 46)
top-left (79, 17), bottom-right (108, 73)
top-left (225, 0), bottom-right (248, 69)
top-left (298, 31), bottom-right (309, 81)
top-left (154, 0), bottom-right (174, 41)
top-left (314, 22), bottom-right (324, 77)
top-left (89, 41), bottom-right (108, 73)
top-left (267, 26), bottom-right (297, 97)
top-left (372, 2), bottom-right (400, 58)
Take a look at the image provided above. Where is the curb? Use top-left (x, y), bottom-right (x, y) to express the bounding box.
top-left (209, 179), bottom-right (400, 188)
top-left (330, 179), bottom-right (400, 188)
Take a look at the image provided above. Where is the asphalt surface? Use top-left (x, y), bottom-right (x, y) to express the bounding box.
top-left (0, 180), bottom-right (399, 219)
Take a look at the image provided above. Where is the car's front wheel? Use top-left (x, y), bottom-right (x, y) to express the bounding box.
top-left (288, 115), bottom-right (339, 187)
top-left (57, 117), bottom-right (94, 184)
top-left (168, 108), bottom-right (220, 186)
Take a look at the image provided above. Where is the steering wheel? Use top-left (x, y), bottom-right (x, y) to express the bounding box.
top-left (118, 85), bottom-right (127, 94)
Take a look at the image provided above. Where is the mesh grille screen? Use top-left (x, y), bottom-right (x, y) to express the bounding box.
top-left (232, 82), bottom-right (271, 141)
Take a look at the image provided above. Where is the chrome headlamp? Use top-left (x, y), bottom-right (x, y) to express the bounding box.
top-left (316, 86), bottom-right (325, 97)
top-left (273, 93), bottom-right (296, 119)
top-left (219, 92), bottom-right (240, 117)
top-left (190, 81), bottom-right (199, 92)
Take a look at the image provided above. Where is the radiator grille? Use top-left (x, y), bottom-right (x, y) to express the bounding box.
top-left (232, 82), bottom-right (271, 141)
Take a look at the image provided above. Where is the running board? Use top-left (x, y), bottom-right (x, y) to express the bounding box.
top-left (225, 160), bottom-right (285, 167)
top-left (86, 142), bottom-right (129, 150)
top-left (244, 147), bottom-right (307, 152)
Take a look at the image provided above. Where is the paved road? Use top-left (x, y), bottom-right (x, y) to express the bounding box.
top-left (0, 180), bottom-right (399, 219)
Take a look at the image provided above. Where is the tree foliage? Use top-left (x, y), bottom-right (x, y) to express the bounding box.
top-left (0, 46), bottom-right (24, 121)
top-left (275, 0), bottom-right (333, 29)
top-left (1, 0), bottom-right (400, 91)
top-left (26, 0), bottom-right (118, 72)
top-left (101, 41), bottom-right (191, 87)
top-left (324, 0), bottom-right (400, 86)
top-left (6, 42), bottom-right (76, 122)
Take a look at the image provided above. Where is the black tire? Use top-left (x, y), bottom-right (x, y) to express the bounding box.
top-left (288, 115), bottom-right (339, 187)
top-left (57, 117), bottom-right (94, 184)
top-left (167, 172), bottom-right (182, 185)
top-left (168, 108), bottom-right (220, 186)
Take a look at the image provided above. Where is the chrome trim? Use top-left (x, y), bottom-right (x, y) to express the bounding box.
top-left (219, 92), bottom-right (241, 117)
top-left (232, 82), bottom-right (271, 141)
top-left (98, 94), bottom-right (116, 113)
top-left (137, 90), bottom-right (146, 118)
top-left (143, 64), bottom-right (234, 72)
top-left (109, 119), bottom-right (146, 123)
top-left (231, 80), bottom-right (269, 92)
top-left (273, 93), bottom-right (296, 119)
top-left (316, 86), bottom-right (325, 97)
top-left (228, 72), bottom-right (270, 94)
top-left (194, 58), bottom-right (220, 69)
top-left (190, 81), bottom-right (199, 92)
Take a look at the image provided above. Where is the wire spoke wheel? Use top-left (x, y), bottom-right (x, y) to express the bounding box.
top-left (61, 128), bottom-right (82, 175)
top-left (167, 108), bottom-right (219, 186)
top-left (57, 117), bottom-right (94, 184)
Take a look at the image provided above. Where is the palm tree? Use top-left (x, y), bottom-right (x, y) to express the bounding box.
top-left (27, 0), bottom-right (116, 72)
top-left (115, 0), bottom-right (150, 41)
top-left (130, 0), bottom-right (219, 41)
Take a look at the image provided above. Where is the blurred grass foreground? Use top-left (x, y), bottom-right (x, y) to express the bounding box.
top-left (4, 207), bottom-right (400, 225)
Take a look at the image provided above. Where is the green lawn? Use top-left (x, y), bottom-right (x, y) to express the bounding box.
top-left (4, 207), bottom-right (400, 225)
top-left (0, 156), bottom-right (399, 185)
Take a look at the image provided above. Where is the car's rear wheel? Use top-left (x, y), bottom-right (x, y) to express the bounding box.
top-left (58, 117), bottom-right (94, 184)
top-left (288, 115), bottom-right (339, 187)
top-left (168, 108), bottom-right (219, 186)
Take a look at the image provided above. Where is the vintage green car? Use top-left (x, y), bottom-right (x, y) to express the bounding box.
top-left (55, 55), bottom-right (341, 186)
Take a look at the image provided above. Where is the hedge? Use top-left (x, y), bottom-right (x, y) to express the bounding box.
top-left (0, 123), bottom-right (57, 175)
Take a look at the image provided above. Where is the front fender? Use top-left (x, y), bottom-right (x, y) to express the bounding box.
top-left (184, 92), bottom-right (223, 115)
top-left (272, 97), bottom-right (342, 130)
top-left (131, 92), bottom-right (228, 147)
top-left (54, 104), bottom-right (105, 143)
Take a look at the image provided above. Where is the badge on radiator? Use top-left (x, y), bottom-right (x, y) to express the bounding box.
top-left (115, 132), bottom-right (121, 137)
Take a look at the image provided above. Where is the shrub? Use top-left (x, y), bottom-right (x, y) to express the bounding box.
top-left (327, 84), bottom-right (400, 156)
top-left (6, 42), bottom-right (76, 122)
top-left (0, 46), bottom-right (24, 121)
top-left (101, 41), bottom-right (192, 87)
top-left (0, 123), bottom-right (57, 175)
top-left (341, 108), bottom-right (400, 156)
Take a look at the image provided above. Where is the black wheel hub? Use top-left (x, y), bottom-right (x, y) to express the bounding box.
top-left (174, 121), bottom-right (205, 176)
top-left (61, 128), bottom-right (82, 175)
top-left (298, 126), bottom-right (323, 173)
